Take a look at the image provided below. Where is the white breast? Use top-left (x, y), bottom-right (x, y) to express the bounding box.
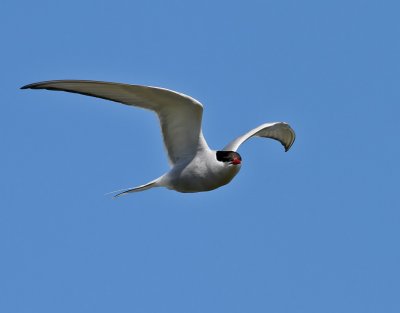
top-left (160, 150), bottom-right (241, 193)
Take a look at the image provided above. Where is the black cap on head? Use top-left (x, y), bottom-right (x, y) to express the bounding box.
top-left (216, 151), bottom-right (242, 163)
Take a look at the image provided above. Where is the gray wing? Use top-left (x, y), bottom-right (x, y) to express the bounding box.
top-left (223, 122), bottom-right (295, 152)
top-left (21, 80), bottom-right (209, 165)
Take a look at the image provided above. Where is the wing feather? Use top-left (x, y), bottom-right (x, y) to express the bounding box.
top-left (223, 122), bottom-right (295, 152)
top-left (21, 80), bottom-right (209, 165)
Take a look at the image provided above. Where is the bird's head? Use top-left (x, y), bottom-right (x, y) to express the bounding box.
top-left (216, 151), bottom-right (242, 166)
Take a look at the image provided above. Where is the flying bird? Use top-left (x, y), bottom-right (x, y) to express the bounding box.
top-left (21, 80), bottom-right (295, 197)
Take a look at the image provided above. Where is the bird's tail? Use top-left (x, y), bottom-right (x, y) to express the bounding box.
top-left (107, 177), bottom-right (162, 198)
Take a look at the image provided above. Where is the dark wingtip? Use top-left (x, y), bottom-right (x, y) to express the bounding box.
top-left (284, 141), bottom-right (294, 152)
top-left (20, 82), bottom-right (38, 90)
top-left (20, 81), bottom-right (49, 90)
top-left (284, 131), bottom-right (296, 152)
top-left (284, 142), bottom-right (291, 152)
top-left (113, 192), bottom-right (126, 198)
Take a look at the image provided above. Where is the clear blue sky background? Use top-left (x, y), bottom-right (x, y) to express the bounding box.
top-left (2, 0), bottom-right (399, 312)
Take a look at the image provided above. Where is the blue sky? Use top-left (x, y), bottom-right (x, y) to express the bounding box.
top-left (2, 0), bottom-right (400, 312)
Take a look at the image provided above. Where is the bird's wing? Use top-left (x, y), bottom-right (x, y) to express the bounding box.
top-left (21, 80), bottom-right (209, 165)
top-left (223, 122), bottom-right (295, 152)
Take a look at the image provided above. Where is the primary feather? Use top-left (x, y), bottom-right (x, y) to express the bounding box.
top-left (22, 80), bottom-right (208, 165)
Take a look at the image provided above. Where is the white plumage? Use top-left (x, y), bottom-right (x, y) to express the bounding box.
top-left (22, 80), bottom-right (295, 196)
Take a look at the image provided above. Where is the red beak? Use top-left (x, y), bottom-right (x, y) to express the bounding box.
top-left (231, 158), bottom-right (241, 165)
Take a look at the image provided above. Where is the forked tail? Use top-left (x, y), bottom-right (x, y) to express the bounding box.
top-left (108, 177), bottom-right (162, 198)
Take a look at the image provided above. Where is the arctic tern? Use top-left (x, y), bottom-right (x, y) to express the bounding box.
top-left (21, 80), bottom-right (296, 197)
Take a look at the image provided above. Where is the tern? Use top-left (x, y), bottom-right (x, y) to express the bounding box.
top-left (21, 80), bottom-right (295, 197)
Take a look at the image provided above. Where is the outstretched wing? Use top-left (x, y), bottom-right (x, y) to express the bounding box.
top-left (21, 80), bottom-right (209, 165)
top-left (223, 122), bottom-right (295, 152)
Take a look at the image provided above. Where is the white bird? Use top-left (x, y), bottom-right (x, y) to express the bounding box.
top-left (21, 80), bottom-right (295, 197)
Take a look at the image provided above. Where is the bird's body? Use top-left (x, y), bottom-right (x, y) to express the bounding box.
top-left (159, 149), bottom-right (241, 193)
top-left (21, 80), bottom-right (295, 196)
